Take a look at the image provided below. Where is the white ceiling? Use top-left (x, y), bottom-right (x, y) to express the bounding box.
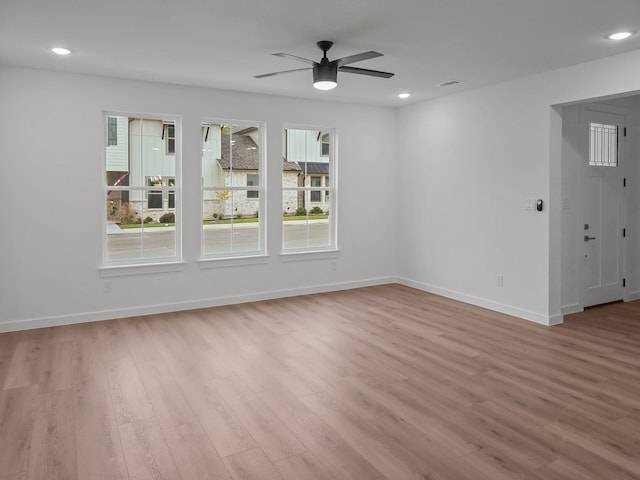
top-left (2, 0), bottom-right (640, 107)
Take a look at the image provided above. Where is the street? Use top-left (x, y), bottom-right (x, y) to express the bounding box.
top-left (106, 221), bottom-right (330, 261)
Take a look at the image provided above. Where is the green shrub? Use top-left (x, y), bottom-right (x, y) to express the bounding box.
top-left (143, 216), bottom-right (154, 224)
top-left (310, 206), bottom-right (324, 215)
top-left (296, 207), bottom-right (307, 216)
top-left (159, 212), bottom-right (175, 223)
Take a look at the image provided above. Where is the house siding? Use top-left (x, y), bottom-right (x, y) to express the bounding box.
top-left (105, 115), bottom-right (129, 172)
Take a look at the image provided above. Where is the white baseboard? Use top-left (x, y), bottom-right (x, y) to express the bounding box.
top-left (625, 290), bottom-right (640, 302)
top-left (0, 276), bottom-right (395, 333)
top-left (561, 304), bottom-right (584, 315)
top-left (397, 276), bottom-right (561, 326)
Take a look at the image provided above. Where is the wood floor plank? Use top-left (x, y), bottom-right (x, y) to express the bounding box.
top-left (3, 338), bottom-right (52, 390)
top-left (75, 388), bottom-right (128, 480)
top-left (163, 422), bottom-right (232, 480)
top-left (118, 317), bottom-right (163, 364)
top-left (300, 390), bottom-right (451, 480)
top-left (38, 341), bottom-right (80, 393)
top-left (96, 320), bottom-right (132, 363)
top-left (222, 448), bottom-right (284, 480)
top-left (0, 385), bottom-right (38, 476)
top-left (119, 417), bottom-right (181, 480)
top-left (26, 390), bottom-right (77, 480)
top-left (258, 386), bottom-right (386, 480)
top-left (136, 359), bottom-right (198, 428)
top-left (211, 375), bottom-right (306, 462)
top-left (544, 420), bottom-right (640, 477)
top-left (105, 355), bottom-right (155, 425)
top-left (274, 452), bottom-right (334, 480)
top-left (176, 371), bottom-right (257, 458)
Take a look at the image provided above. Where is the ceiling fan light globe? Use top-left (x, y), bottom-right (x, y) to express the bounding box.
top-left (313, 80), bottom-right (337, 90)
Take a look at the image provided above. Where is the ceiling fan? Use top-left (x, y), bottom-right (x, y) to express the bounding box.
top-left (255, 41), bottom-right (394, 91)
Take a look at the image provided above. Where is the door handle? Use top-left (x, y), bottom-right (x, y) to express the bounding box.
top-left (584, 235), bottom-right (596, 242)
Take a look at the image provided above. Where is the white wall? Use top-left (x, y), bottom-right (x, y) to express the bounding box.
top-left (396, 48), bottom-right (640, 325)
top-left (625, 96), bottom-right (640, 301)
top-left (560, 104), bottom-right (581, 311)
top-left (0, 65), bottom-right (397, 331)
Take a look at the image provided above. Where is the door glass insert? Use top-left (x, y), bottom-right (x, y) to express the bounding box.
top-left (589, 122), bottom-right (618, 167)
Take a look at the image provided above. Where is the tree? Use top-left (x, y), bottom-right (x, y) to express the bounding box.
top-left (215, 190), bottom-right (230, 220)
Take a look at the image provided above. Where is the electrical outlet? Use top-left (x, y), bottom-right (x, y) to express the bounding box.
top-left (103, 279), bottom-right (112, 293)
top-left (331, 260), bottom-right (337, 271)
top-left (496, 275), bottom-right (503, 287)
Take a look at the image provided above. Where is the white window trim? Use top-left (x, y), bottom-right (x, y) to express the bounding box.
top-left (199, 118), bottom-right (266, 260)
top-left (99, 261), bottom-right (186, 277)
top-left (282, 124), bottom-right (337, 255)
top-left (101, 111), bottom-right (182, 270)
top-left (197, 254), bottom-right (270, 269)
top-left (279, 249), bottom-right (340, 262)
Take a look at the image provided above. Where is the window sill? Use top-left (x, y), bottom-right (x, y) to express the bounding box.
top-left (197, 254), bottom-right (270, 269)
top-left (279, 249), bottom-right (341, 262)
top-left (99, 261), bottom-right (186, 277)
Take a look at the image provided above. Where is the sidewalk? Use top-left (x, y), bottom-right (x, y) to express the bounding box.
top-left (107, 219), bottom-right (328, 234)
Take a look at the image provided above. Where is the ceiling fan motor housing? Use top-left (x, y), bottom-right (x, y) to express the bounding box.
top-left (313, 58), bottom-right (338, 84)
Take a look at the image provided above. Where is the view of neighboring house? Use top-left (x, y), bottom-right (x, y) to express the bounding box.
top-left (106, 117), bottom-right (177, 220)
top-left (284, 129), bottom-right (331, 213)
top-left (106, 118), bottom-right (330, 221)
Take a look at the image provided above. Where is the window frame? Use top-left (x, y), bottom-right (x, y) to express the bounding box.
top-left (100, 111), bottom-right (182, 271)
top-left (199, 118), bottom-right (266, 262)
top-left (282, 124), bottom-right (337, 255)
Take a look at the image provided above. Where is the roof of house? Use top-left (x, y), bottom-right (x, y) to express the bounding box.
top-left (219, 134), bottom-right (301, 171)
top-left (298, 162), bottom-right (329, 175)
top-left (219, 134), bottom-right (258, 170)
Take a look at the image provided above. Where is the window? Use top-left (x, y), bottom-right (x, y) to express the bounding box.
top-left (310, 176), bottom-right (322, 202)
top-left (247, 174), bottom-right (259, 199)
top-left (201, 121), bottom-right (264, 257)
top-left (283, 127), bottom-right (335, 251)
top-left (320, 132), bottom-right (330, 156)
top-left (325, 175), bottom-right (330, 202)
top-left (164, 122), bottom-right (175, 155)
top-left (589, 122), bottom-right (618, 167)
top-left (104, 113), bottom-right (180, 265)
top-left (146, 176), bottom-right (175, 209)
top-left (107, 116), bottom-right (118, 146)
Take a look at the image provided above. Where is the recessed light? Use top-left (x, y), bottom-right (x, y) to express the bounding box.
top-left (398, 93), bottom-right (411, 99)
top-left (51, 47), bottom-right (72, 55)
top-left (606, 32), bottom-right (633, 40)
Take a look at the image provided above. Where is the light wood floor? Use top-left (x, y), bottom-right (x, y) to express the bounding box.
top-left (1, 284), bottom-right (639, 480)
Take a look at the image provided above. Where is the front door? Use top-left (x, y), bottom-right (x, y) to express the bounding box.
top-left (580, 108), bottom-right (625, 307)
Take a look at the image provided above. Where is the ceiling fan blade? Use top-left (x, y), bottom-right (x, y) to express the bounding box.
top-left (273, 53), bottom-right (317, 65)
top-left (338, 66), bottom-right (395, 78)
top-left (254, 67), bottom-right (312, 79)
top-left (334, 51), bottom-right (383, 67)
